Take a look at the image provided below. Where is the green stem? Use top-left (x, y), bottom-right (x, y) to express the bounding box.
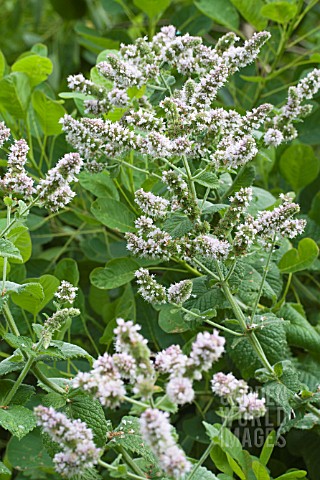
top-left (32, 365), bottom-right (66, 395)
top-left (187, 441), bottom-right (214, 480)
top-left (176, 304), bottom-right (243, 337)
top-left (98, 460), bottom-right (147, 479)
top-left (3, 355), bottom-right (35, 406)
top-left (0, 196), bottom-right (39, 238)
top-left (118, 446), bottom-right (147, 478)
top-left (2, 303), bottom-right (20, 336)
top-left (273, 273), bottom-right (292, 310)
top-left (182, 155), bottom-right (197, 204)
top-left (250, 238), bottom-right (275, 323)
top-left (123, 396), bottom-right (149, 409)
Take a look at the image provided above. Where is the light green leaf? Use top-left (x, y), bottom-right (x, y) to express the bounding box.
top-left (261, 2), bottom-right (298, 24)
top-left (260, 430), bottom-right (277, 466)
top-left (193, 171), bottom-right (219, 189)
top-left (252, 460), bottom-right (271, 480)
top-left (279, 144), bottom-right (319, 192)
top-left (32, 90), bottom-right (65, 135)
top-left (0, 49), bottom-right (6, 79)
top-left (133, 0), bottom-right (171, 18)
top-left (0, 405), bottom-right (36, 439)
top-left (91, 198), bottom-right (136, 232)
top-left (275, 470), bottom-right (307, 479)
top-left (230, 0), bottom-right (267, 29)
top-left (12, 54), bottom-right (53, 87)
top-left (0, 72), bottom-right (31, 119)
top-left (11, 274), bottom-right (59, 315)
top-left (192, 466), bottom-right (219, 480)
top-left (278, 238), bottom-right (319, 274)
top-left (7, 225), bottom-right (32, 263)
top-left (79, 171), bottom-right (119, 200)
top-left (194, 0), bottom-right (239, 29)
top-left (0, 238), bottom-right (23, 261)
top-left (0, 461), bottom-right (10, 474)
top-left (90, 257), bottom-right (139, 289)
top-left (159, 304), bottom-right (191, 333)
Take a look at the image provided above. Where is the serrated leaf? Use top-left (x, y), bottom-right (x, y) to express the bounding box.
top-left (91, 198), bottom-right (136, 232)
top-left (0, 405), bottom-right (36, 439)
top-left (50, 340), bottom-right (93, 362)
top-left (278, 238), bottom-right (319, 274)
top-left (163, 214), bottom-right (193, 238)
top-left (0, 352), bottom-right (24, 376)
top-left (67, 394), bottom-right (109, 448)
top-left (110, 416), bottom-right (156, 463)
top-left (3, 333), bottom-right (35, 356)
top-left (192, 466), bottom-right (219, 480)
top-left (0, 380), bottom-right (35, 405)
top-left (11, 274), bottom-right (59, 315)
top-left (159, 304), bottom-right (191, 333)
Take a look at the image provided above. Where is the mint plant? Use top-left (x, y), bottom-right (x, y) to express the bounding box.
top-left (0, 23), bottom-right (320, 480)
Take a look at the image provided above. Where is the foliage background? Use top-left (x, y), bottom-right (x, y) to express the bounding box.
top-left (0, 0), bottom-right (320, 479)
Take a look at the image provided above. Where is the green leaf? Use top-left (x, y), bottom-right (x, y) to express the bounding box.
top-left (192, 466), bottom-right (219, 480)
top-left (133, 0), bottom-right (171, 18)
top-left (227, 318), bottom-right (290, 378)
top-left (278, 238), bottom-right (319, 274)
top-left (0, 353), bottom-right (24, 376)
top-left (194, 0), bottom-right (239, 29)
top-left (279, 144), bottom-right (319, 192)
top-left (3, 333), bottom-right (35, 356)
top-left (0, 405), bottom-right (36, 439)
top-left (275, 470), bottom-right (307, 479)
top-left (50, 340), bottom-right (93, 362)
top-left (0, 380), bottom-right (35, 406)
top-left (0, 49), bottom-right (6, 79)
top-left (6, 429), bottom-right (54, 475)
top-left (79, 171), bottom-right (119, 200)
top-left (66, 394), bottom-right (109, 448)
top-left (252, 460), bottom-right (271, 480)
top-left (54, 258), bottom-right (80, 285)
top-left (226, 165), bottom-right (256, 197)
top-left (9, 282), bottom-right (44, 308)
top-left (261, 2), bottom-right (298, 24)
top-left (247, 187), bottom-right (276, 215)
top-left (280, 303), bottom-right (320, 354)
top-left (163, 214), bottom-right (193, 238)
top-left (32, 90), bottom-right (65, 136)
top-left (0, 72), bottom-right (31, 119)
top-left (204, 423), bottom-right (245, 468)
top-left (159, 304), bottom-right (191, 333)
top-left (110, 416), bottom-right (156, 463)
top-left (309, 192), bottom-right (320, 225)
top-left (7, 225), bottom-right (32, 263)
top-left (91, 198), bottom-right (136, 233)
top-left (210, 444), bottom-right (234, 475)
top-left (12, 54), bottom-right (53, 87)
top-left (193, 171), bottom-right (219, 189)
top-left (90, 257), bottom-right (139, 289)
top-left (260, 430), bottom-right (277, 466)
top-left (230, 0), bottom-right (267, 29)
top-left (11, 274), bottom-right (59, 315)
top-left (0, 461), bottom-right (10, 474)
top-left (0, 238), bottom-right (23, 262)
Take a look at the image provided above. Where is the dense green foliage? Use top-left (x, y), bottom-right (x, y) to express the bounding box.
top-left (0, 1), bottom-right (320, 479)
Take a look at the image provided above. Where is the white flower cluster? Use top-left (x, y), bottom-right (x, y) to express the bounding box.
top-left (55, 280), bottom-right (78, 305)
top-left (0, 121), bottom-right (10, 147)
top-left (61, 27), bottom-right (277, 170)
top-left (135, 268), bottom-right (193, 305)
top-left (73, 353), bottom-right (126, 408)
top-left (34, 406), bottom-right (101, 478)
top-left (0, 139), bottom-right (35, 196)
top-left (265, 68), bottom-right (320, 145)
top-left (37, 153), bottom-right (83, 211)
top-left (155, 330), bottom-right (226, 405)
top-left (234, 193), bottom-right (306, 252)
top-left (140, 408), bottom-right (191, 479)
top-left (74, 318), bottom-right (155, 402)
top-left (195, 235), bottom-right (231, 259)
top-left (134, 188), bottom-right (169, 219)
top-left (126, 216), bottom-right (176, 260)
top-left (211, 372), bottom-right (266, 420)
top-left (216, 187), bottom-right (253, 237)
